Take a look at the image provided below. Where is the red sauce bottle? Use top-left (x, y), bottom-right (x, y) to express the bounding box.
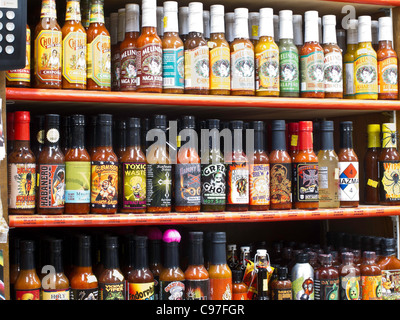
top-left (232, 269), bottom-right (248, 300)
top-left (364, 124), bottom-right (381, 205)
top-left (360, 251), bottom-right (382, 300)
top-left (377, 238), bottom-right (400, 300)
top-left (314, 253), bottom-right (339, 300)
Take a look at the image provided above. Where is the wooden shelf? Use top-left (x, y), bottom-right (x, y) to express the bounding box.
top-left (8, 206), bottom-right (400, 228)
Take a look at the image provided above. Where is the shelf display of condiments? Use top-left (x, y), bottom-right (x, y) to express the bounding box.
top-left (5, 0), bottom-right (398, 100)
top-left (9, 227), bottom-right (400, 300)
top-left (6, 110), bottom-right (400, 215)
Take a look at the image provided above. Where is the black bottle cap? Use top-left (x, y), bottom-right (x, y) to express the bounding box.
top-left (207, 119), bottom-right (220, 129)
top-left (277, 266), bottom-right (288, 279)
top-left (271, 120), bottom-right (286, 131)
top-left (340, 121), bottom-right (353, 131)
top-left (45, 114), bottom-right (60, 126)
top-left (251, 121), bottom-right (264, 131)
top-left (97, 114), bottom-right (113, 126)
top-left (320, 120), bottom-right (334, 131)
top-left (134, 235), bottom-right (148, 248)
top-left (319, 253), bottom-right (332, 265)
top-left (104, 236), bottom-right (119, 248)
top-left (182, 115), bottom-right (196, 129)
top-left (232, 269), bottom-right (243, 283)
top-left (363, 251), bottom-right (376, 260)
top-left (189, 231), bottom-right (203, 242)
top-left (153, 115), bottom-right (167, 129)
top-left (70, 114), bottom-right (85, 126)
top-left (78, 234), bottom-right (91, 248)
top-left (20, 240), bottom-right (35, 252)
top-left (62, 115), bottom-right (70, 127)
top-left (142, 118), bottom-right (150, 130)
top-left (212, 232), bottom-right (226, 244)
top-left (49, 238), bottom-right (63, 252)
top-left (128, 117), bottom-right (141, 129)
top-left (296, 253), bottom-right (309, 263)
top-left (118, 119), bottom-right (127, 130)
top-left (381, 237), bottom-right (396, 248)
top-left (230, 121), bottom-right (243, 130)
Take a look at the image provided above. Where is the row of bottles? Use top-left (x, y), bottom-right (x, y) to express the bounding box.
top-left (10, 227), bottom-right (400, 300)
top-left (7, 110), bottom-right (400, 215)
top-left (7, 1), bottom-right (398, 100)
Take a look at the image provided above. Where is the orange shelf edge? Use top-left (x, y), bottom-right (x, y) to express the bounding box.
top-left (8, 206), bottom-right (400, 228)
top-left (323, 0), bottom-right (399, 6)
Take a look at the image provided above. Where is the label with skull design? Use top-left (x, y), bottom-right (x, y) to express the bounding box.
top-left (122, 162), bottom-right (146, 209)
top-left (227, 163), bottom-right (249, 204)
top-left (201, 163), bottom-right (226, 206)
top-left (300, 50), bottom-right (324, 93)
top-left (270, 163), bottom-right (292, 205)
top-left (293, 163), bottom-right (319, 202)
top-left (174, 163), bottom-right (201, 207)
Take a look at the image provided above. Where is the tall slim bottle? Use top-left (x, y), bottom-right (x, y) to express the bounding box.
top-left (291, 253), bottom-right (314, 300)
top-left (255, 249), bottom-right (270, 300)
top-left (343, 19), bottom-right (358, 99)
top-left (178, 6), bottom-right (189, 42)
top-left (364, 124), bottom-right (380, 205)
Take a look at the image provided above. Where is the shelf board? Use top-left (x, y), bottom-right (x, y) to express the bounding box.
top-left (8, 206), bottom-right (400, 228)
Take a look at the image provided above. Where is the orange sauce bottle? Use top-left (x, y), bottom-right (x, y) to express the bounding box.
top-left (232, 269), bottom-right (248, 300)
top-left (377, 238), bottom-right (400, 300)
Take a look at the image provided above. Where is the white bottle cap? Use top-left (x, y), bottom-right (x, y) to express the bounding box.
top-left (249, 12), bottom-right (260, 40)
top-left (378, 17), bottom-right (393, 42)
top-left (188, 2), bottom-right (203, 34)
top-left (358, 15), bottom-right (372, 43)
top-left (117, 8), bottom-right (126, 43)
top-left (259, 8), bottom-right (273, 38)
top-left (304, 10), bottom-right (319, 43)
top-left (257, 249), bottom-right (267, 256)
top-left (203, 10), bottom-right (210, 38)
top-left (125, 4), bottom-right (140, 33)
top-left (179, 6), bottom-right (189, 35)
top-left (110, 12), bottom-right (118, 45)
top-left (318, 16), bottom-right (322, 43)
top-left (346, 19), bottom-right (358, 45)
top-left (234, 8), bottom-right (249, 39)
top-left (210, 4), bottom-right (225, 34)
top-left (279, 10), bottom-right (293, 40)
top-left (322, 15), bottom-right (337, 44)
top-left (142, 0), bottom-right (157, 28)
top-left (225, 12), bottom-right (234, 42)
top-left (156, 6), bottom-right (164, 36)
top-left (163, 1), bottom-right (179, 33)
top-left (274, 14), bottom-right (280, 42)
top-left (371, 20), bottom-right (378, 44)
top-left (293, 14), bottom-right (303, 46)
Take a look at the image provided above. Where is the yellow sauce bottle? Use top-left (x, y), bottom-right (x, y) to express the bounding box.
top-left (343, 19), bottom-right (357, 99)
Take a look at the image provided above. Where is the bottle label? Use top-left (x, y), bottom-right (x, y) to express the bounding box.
top-left (340, 274), bottom-right (361, 300)
top-left (99, 282), bottom-right (126, 300)
top-left (293, 163), bottom-right (319, 202)
top-left (160, 280), bottom-right (185, 300)
top-left (40, 0), bottom-right (57, 19)
top-left (231, 47), bottom-right (255, 91)
top-left (128, 282), bottom-right (155, 300)
top-left (270, 163), bottom-right (292, 205)
top-left (381, 269), bottom-right (400, 300)
top-left (201, 163), bottom-right (226, 206)
top-left (174, 163), bottom-right (201, 207)
top-left (256, 48), bottom-right (280, 92)
top-left (324, 51), bottom-right (343, 93)
top-left (153, 276), bottom-right (160, 300)
top-left (90, 161), bottom-right (118, 209)
top-left (185, 279), bottom-right (209, 300)
top-left (344, 61), bottom-right (355, 96)
top-left (338, 161), bottom-right (359, 202)
top-left (87, 35), bottom-right (111, 87)
top-left (279, 50), bottom-right (299, 93)
top-left (122, 162), bottom-right (146, 209)
top-left (65, 161), bottom-right (91, 203)
top-left (300, 50), bottom-right (325, 93)
top-left (249, 164), bottom-right (270, 206)
top-left (162, 46), bottom-right (184, 89)
top-left (146, 164), bottom-right (172, 208)
top-left (209, 46), bottom-right (230, 90)
top-left (70, 288), bottom-right (98, 300)
top-left (111, 48), bottom-right (121, 91)
top-left (380, 161), bottom-right (400, 202)
top-left (209, 278), bottom-right (232, 300)
top-left (41, 288), bottom-right (70, 300)
top-left (378, 57), bottom-right (398, 94)
top-left (62, 31), bottom-right (87, 85)
top-left (361, 275), bottom-right (382, 300)
top-left (89, 4), bottom-right (104, 23)
top-left (271, 287), bottom-right (292, 300)
top-left (34, 30), bottom-right (62, 83)
top-left (8, 163), bottom-right (36, 209)
top-left (232, 292), bottom-right (247, 300)
top-left (38, 164), bottom-right (65, 208)
top-left (65, 1), bottom-right (81, 21)
top-left (6, 28), bottom-right (30, 83)
top-left (319, 166), bottom-right (339, 202)
top-left (227, 163), bottom-right (249, 204)
top-left (354, 54), bottom-right (378, 96)
top-left (292, 276), bottom-right (314, 300)
top-left (136, 43), bottom-right (163, 89)
top-left (15, 289), bottom-right (40, 300)
top-left (184, 46), bottom-right (210, 90)
top-left (314, 278), bottom-right (339, 300)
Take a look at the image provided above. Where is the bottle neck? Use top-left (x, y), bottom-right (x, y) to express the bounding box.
top-left (304, 18), bottom-right (319, 43)
top-left (254, 129), bottom-right (265, 153)
top-left (70, 125), bottom-right (85, 149)
top-left (41, 0), bottom-right (57, 19)
top-left (135, 245), bottom-right (148, 270)
top-left (44, 125), bottom-right (61, 149)
top-left (14, 121), bottom-right (30, 144)
top-left (271, 129), bottom-right (286, 151)
top-left (211, 242), bottom-right (227, 265)
top-left (164, 10), bottom-right (179, 33)
top-left (89, 3), bottom-right (104, 24)
top-left (379, 40), bottom-right (394, 50)
top-left (323, 24), bottom-right (337, 44)
top-left (164, 242), bottom-right (180, 269)
top-left (320, 130), bottom-right (334, 151)
top-left (299, 130), bottom-right (313, 151)
top-left (234, 17), bottom-right (249, 39)
top-left (103, 246), bottom-right (119, 270)
top-left (149, 240), bottom-right (161, 265)
top-left (368, 132), bottom-right (381, 149)
top-left (20, 249), bottom-right (35, 270)
top-left (49, 250), bottom-right (64, 273)
top-left (142, 8), bottom-right (157, 29)
top-left (280, 18), bottom-right (294, 40)
top-left (189, 241), bottom-right (204, 266)
top-left (77, 245), bottom-right (92, 268)
top-left (65, 1), bottom-right (81, 22)
top-left (96, 124), bottom-right (112, 147)
top-left (340, 131), bottom-right (353, 149)
top-left (127, 128), bottom-right (141, 148)
top-left (126, 10), bottom-right (139, 33)
top-left (232, 129), bottom-right (244, 152)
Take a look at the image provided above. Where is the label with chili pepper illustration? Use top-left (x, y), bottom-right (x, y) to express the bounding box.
top-left (380, 161), bottom-right (400, 202)
top-left (201, 163), bottom-right (226, 205)
top-left (128, 282), bottom-right (154, 300)
top-left (160, 280), bottom-right (185, 300)
top-left (210, 278), bottom-right (232, 300)
top-left (174, 163), bottom-right (201, 207)
top-left (8, 163), bottom-right (36, 209)
top-left (340, 274), bottom-right (361, 300)
top-left (90, 161), bottom-right (118, 209)
top-left (99, 282), bottom-right (126, 300)
top-left (249, 163), bottom-right (270, 206)
top-left (122, 162), bottom-right (146, 209)
top-left (15, 289), bottom-right (40, 300)
top-left (270, 163), bottom-right (292, 205)
top-left (361, 275), bottom-right (382, 300)
top-left (146, 164), bottom-right (172, 208)
top-left (227, 163), bottom-right (249, 204)
top-left (293, 163), bottom-right (319, 202)
top-left (38, 164), bottom-right (65, 208)
top-left (185, 279), bottom-right (209, 300)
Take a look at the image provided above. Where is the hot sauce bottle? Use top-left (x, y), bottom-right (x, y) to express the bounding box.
top-left (377, 17), bottom-right (398, 100)
top-left (225, 12), bottom-right (234, 44)
top-left (184, 231), bottom-right (209, 300)
top-left (322, 15), bottom-right (343, 98)
top-left (110, 12), bottom-right (120, 91)
top-left (354, 16), bottom-right (378, 100)
top-left (175, 116), bottom-right (201, 213)
top-left (232, 269), bottom-right (248, 300)
top-left (8, 111), bottom-right (36, 215)
top-left (300, 11), bottom-right (324, 98)
top-left (160, 229), bottom-right (185, 300)
top-left (6, 25), bottom-right (31, 88)
top-left (64, 115), bottom-right (90, 214)
top-left (208, 4), bottom-right (230, 96)
top-left (270, 120), bottom-right (292, 210)
top-left (120, 4), bottom-right (140, 92)
top-left (364, 124), bottom-right (381, 205)
top-left (255, 8), bottom-right (279, 97)
top-left (87, 0), bottom-right (111, 91)
top-left (179, 6), bottom-right (189, 43)
top-left (288, 122), bottom-right (299, 162)
top-left (184, 2), bottom-right (209, 95)
top-left (279, 10), bottom-right (299, 97)
top-left (339, 252), bottom-right (361, 300)
top-left (14, 240), bottom-right (41, 300)
top-left (314, 253), bottom-right (339, 300)
top-left (377, 238), bottom-right (400, 300)
top-left (344, 19), bottom-right (358, 99)
top-left (230, 8), bottom-right (255, 96)
top-left (90, 114), bottom-right (119, 214)
top-left (293, 121), bottom-right (319, 210)
top-left (360, 251), bottom-right (382, 300)
top-left (293, 14), bottom-right (303, 52)
top-left (162, 1), bottom-right (184, 94)
top-left (34, 0), bottom-right (62, 89)
top-left (136, 0), bottom-right (163, 93)
top-left (379, 123), bottom-right (400, 205)
top-left (226, 121), bottom-right (249, 212)
top-left (127, 236), bottom-right (154, 300)
top-left (209, 232), bottom-right (232, 300)
top-left (270, 266), bottom-right (292, 300)
top-left (146, 227), bottom-right (163, 300)
top-left (249, 121), bottom-right (270, 211)
top-left (62, 0), bottom-right (87, 90)
top-left (37, 114), bottom-right (65, 215)
top-left (70, 234), bottom-right (99, 300)
top-left (338, 121), bottom-right (359, 208)
top-left (255, 249), bottom-right (272, 300)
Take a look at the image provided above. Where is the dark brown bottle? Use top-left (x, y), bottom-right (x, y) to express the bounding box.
top-left (270, 266), bottom-right (292, 300)
top-left (314, 253), bottom-right (339, 300)
top-left (364, 124), bottom-right (381, 205)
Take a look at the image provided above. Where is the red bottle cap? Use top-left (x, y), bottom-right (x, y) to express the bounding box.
top-left (14, 111), bottom-right (30, 123)
top-left (299, 121), bottom-right (313, 132)
top-left (288, 122), bottom-right (299, 133)
top-left (14, 111), bottom-right (30, 141)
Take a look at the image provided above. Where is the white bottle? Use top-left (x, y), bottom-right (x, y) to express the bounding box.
top-left (344, 18), bottom-right (357, 98)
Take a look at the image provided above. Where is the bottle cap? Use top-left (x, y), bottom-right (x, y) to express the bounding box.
top-left (256, 249), bottom-right (267, 256)
top-left (125, 3), bottom-right (140, 33)
top-left (69, 114), bottom-right (85, 126)
top-left (367, 124), bottom-right (380, 133)
top-left (207, 119), bottom-right (220, 129)
top-left (78, 234), bottom-right (91, 248)
top-left (296, 253), bottom-right (309, 263)
top-left (182, 115), bottom-right (196, 129)
top-left (156, 6), bottom-right (164, 36)
top-left (341, 251), bottom-right (354, 262)
top-left (230, 120), bottom-right (244, 130)
top-left (20, 240), bottom-right (35, 252)
top-left (49, 239), bottom-right (63, 252)
top-left (320, 120), bottom-right (334, 131)
top-left (212, 232), bottom-right (226, 244)
top-left (288, 122), bottom-right (299, 132)
top-left (14, 111), bottom-right (30, 123)
top-left (189, 231), bottom-right (203, 243)
top-left (127, 117), bottom-right (141, 128)
top-left (319, 253), bottom-right (332, 265)
top-left (134, 235), bottom-right (148, 248)
top-left (271, 120), bottom-right (286, 131)
top-left (152, 114), bottom-right (167, 129)
top-left (358, 16), bottom-right (372, 43)
top-left (179, 6), bottom-right (189, 35)
top-left (340, 121), bottom-right (353, 132)
top-left (299, 121), bottom-right (313, 132)
top-left (117, 119), bottom-right (127, 130)
top-left (378, 17), bottom-right (393, 42)
top-left (251, 120), bottom-right (264, 131)
top-left (279, 10), bottom-right (292, 40)
top-left (188, 2), bottom-right (203, 33)
top-left (363, 250), bottom-right (376, 260)
top-left (227, 243), bottom-right (237, 250)
top-left (164, 1), bottom-right (177, 12)
top-left (232, 269), bottom-right (244, 283)
top-left (104, 236), bottom-right (119, 248)
top-left (259, 8), bottom-right (274, 38)
top-left (142, 0), bottom-right (157, 27)
top-left (322, 14), bottom-right (336, 25)
top-left (293, 14), bottom-right (303, 45)
top-left (210, 4), bottom-right (224, 34)
top-left (371, 19), bottom-right (379, 44)
top-left (382, 122), bottom-right (396, 133)
top-left (277, 266), bottom-right (288, 279)
top-left (97, 114), bottom-right (112, 126)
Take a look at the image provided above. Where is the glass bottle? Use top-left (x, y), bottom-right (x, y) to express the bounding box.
top-left (37, 114), bottom-right (65, 215)
top-left (65, 114), bottom-right (91, 214)
top-left (291, 253), bottom-right (314, 300)
top-left (270, 266), bottom-right (292, 300)
top-left (360, 251), bottom-right (382, 300)
top-left (162, 1), bottom-right (184, 94)
top-left (136, 0), bottom-right (163, 93)
top-left (300, 11), bottom-right (324, 98)
top-left (314, 253), bottom-right (339, 300)
top-left (178, 6), bottom-right (189, 43)
top-left (184, 2), bottom-right (209, 95)
top-left (8, 111), bottom-right (36, 215)
top-left (293, 14), bottom-right (303, 52)
top-left (227, 244), bottom-right (239, 270)
top-left (232, 269), bottom-right (248, 300)
top-left (377, 238), bottom-right (400, 300)
top-left (318, 120), bottom-right (339, 208)
top-left (339, 252), bottom-right (361, 300)
top-left (208, 4), bottom-right (230, 95)
top-left (248, 12), bottom-right (259, 47)
top-left (225, 12), bottom-right (234, 44)
top-left (255, 8), bottom-right (279, 97)
top-left (110, 12), bottom-right (120, 91)
top-left (338, 121), bottom-right (359, 208)
top-left (379, 123), bottom-right (400, 204)
top-left (255, 249), bottom-right (271, 300)
top-left (9, 237), bottom-right (20, 300)
top-left (288, 122), bottom-right (299, 162)
top-left (344, 19), bottom-right (358, 99)
top-left (364, 124), bottom-right (381, 205)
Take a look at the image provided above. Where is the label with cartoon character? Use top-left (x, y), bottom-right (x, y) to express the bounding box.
top-left (160, 280), bottom-right (185, 300)
top-left (293, 163), bottom-right (319, 202)
top-left (184, 46), bottom-right (209, 90)
top-left (378, 57), bottom-right (398, 94)
top-left (279, 50), bottom-right (299, 93)
top-left (270, 163), bottom-right (292, 205)
top-left (120, 47), bottom-right (137, 91)
top-left (175, 163), bottom-right (201, 207)
top-left (38, 164), bottom-right (65, 208)
top-left (201, 163), bottom-right (226, 205)
top-left (380, 161), bottom-right (400, 202)
top-left (256, 48), bottom-right (279, 92)
top-left (227, 163), bottom-right (249, 204)
top-left (324, 51), bottom-right (343, 93)
top-left (99, 282), bottom-right (126, 300)
top-left (381, 269), bottom-right (400, 300)
top-left (122, 162), bottom-right (146, 209)
top-left (90, 161), bottom-right (118, 209)
top-left (87, 34), bottom-right (111, 87)
top-left (300, 50), bottom-right (324, 93)
top-left (354, 54), bottom-right (378, 96)
top-left (209, 46), bottom-right (230, 90)
top-left (249, 163), bottom-right (270, 206)
top-left (137, 43), bottom-right (163, 89)
top-left (292, 277), bottom-right (314, 300)
top-left (8, 163), bottom-right (36, 209)
top-left (231, 47), bottom-right (255, 91)
top-left (70, 288), bottom-right (98, 300)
